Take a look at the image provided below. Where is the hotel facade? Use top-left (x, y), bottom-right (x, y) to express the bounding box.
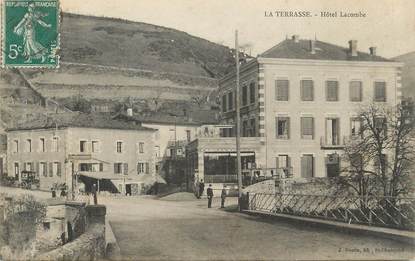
top-left (215, 36), bottom-right (403, 181)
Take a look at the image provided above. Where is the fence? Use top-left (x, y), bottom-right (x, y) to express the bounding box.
top-left (246, 193), bottom-right (415, 230)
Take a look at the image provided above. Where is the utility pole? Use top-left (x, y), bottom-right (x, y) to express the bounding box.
top-left (235, 30), bottom-right (243, 210)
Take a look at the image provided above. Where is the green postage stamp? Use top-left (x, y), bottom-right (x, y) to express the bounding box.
top-left (2, 0), bottom-right (60, 67)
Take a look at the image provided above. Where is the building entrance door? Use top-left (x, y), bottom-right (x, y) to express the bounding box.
top-left (126, 184), bottom-right (132, 196)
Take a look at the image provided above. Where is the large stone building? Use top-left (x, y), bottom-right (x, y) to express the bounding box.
top-left (190, 36), bottom-right (402, 187)
top-left (6, 113), bottom-right (156, 194)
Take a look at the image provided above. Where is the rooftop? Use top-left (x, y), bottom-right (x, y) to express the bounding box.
top-left (115, 109), bottom-right (219, 126)
top-left (259, 38), bottom-right (393, 62)
top-left (7, 112), bottom-right (156, 132)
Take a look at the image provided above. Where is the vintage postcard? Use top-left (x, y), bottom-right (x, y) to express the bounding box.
top-left (0, 0), bottom-right (414, 260)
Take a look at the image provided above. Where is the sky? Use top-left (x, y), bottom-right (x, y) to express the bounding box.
top-left (61, 0), bottom-right (415, 58)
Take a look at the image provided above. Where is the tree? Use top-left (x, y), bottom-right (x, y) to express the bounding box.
top-left (340, 103), bottom-right (414, 199)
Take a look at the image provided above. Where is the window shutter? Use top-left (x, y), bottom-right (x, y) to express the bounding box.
top-left (276, 80), bottom-right (289, 101)
top-left (275, 117), bottom-right (279, 137)
top-left (123, 163), bottom-right (128, 175)
top-left (326, 81), bottom-right (338, 101)
top-left (43, 163), bottom-right (47, 177)
top-left (57, 163), bottom-right (62, 177)
top-left (36, 162), bottom-right (40, 177)
top-left (114, 163), bottom-right (117, 174)
top-left (287, 156), bottom-right (291, 168)
top-left (49, 162), bottom-right (53, 177)
top-left (301, 156), bottom-right (306, 178)
top-left (275, 157), bottom-right (279, 169)
top-left (301, 155), bottom-right (313, 178)
top-left (99, 163), bottom-right (103, 172)
top-left (145, 163), bottom-right (149, 174)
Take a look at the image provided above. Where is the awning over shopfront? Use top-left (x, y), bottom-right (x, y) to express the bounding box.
top-left (78, 171), bottom-right (124, 180)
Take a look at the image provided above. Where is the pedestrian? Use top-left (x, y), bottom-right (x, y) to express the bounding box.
top-left (198, 179), bottom-right (205, 199)
top-left (51, 187), bottom-right (56, 198)
top-left (207, 184), bottom-right (213, 208)
top-left (92, 183), bottom-right (98, 205)
top-left (221, 185), bottom-right (227, 208)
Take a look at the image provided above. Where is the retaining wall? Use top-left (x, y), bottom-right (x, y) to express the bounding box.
top-left (35, 205), bottom-right (106, 261)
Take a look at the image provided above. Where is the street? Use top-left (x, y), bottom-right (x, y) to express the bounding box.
top-left (105, 195), bottom-right (415, 260)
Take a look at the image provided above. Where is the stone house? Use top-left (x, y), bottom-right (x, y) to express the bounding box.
top-left (188, 35), bottom-right (402, 188)
top-left (6, 112), bottom-right (156, 195)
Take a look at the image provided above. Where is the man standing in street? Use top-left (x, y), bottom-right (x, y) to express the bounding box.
top-left (198, 179), bottom-right (205, 199)
top-left (207, 184), bottom-right (213, 208)
top-left (92, 183), bottom-right (98, 205)
top-left (221, 185), bottom-right (227, 208)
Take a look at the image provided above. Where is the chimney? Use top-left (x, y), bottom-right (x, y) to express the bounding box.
top-left (126, 108), bottom-right (133, 117)
top-left (348, 40), bottom-right (358, 57)
top-left (369, 46), bottom-right (377, 56)
top-left (292, 35), bottom-right (300, 43)
top-left (309, 40), bottom-right (316, 54)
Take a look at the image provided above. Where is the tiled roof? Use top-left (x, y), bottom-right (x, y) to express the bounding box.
top-left (7, 112), bottom-right (156, 131)
top-left (116, 110), bottom-right (219, 126)
top-left (259, 39), bottom-right (393, 62)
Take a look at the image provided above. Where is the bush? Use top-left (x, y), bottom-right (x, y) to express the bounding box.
top-left (0, 194), bottom-right (46, 259)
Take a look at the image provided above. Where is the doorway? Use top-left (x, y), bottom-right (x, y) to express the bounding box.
top-left (326, 118), bottom-right (339, 145)
top-left (126, 184), bottom-right (132, 196)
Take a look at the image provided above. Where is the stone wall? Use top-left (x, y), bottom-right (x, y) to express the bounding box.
top-left (243, 179), bottom-right (275, 194)
top-left (35, 205), bottom-right (106, 261)
top-left (277, 177), bottom-right (348, 195)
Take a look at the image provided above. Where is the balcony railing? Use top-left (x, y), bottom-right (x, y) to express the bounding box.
top-left (320, 136), bottom-right (345, 149)
top-left (246, 193), bottom-right (415, 230)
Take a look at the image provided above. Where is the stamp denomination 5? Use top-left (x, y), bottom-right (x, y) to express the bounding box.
top-left (2, 0), bottom-right (60, 68)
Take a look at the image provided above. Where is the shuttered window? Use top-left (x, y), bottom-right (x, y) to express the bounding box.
top-left (301, 117), bottom-right (314, 139)
top-left (349, 81), bottom-right (362, 102)
top-left (54, 162), bottom-right (61, 177)
top-left (114, 163), bottom-right (122, 174)
top-left (301, 80), bottom-right (314, 101)
top-left (275, 80), bottom-right (289, 101)
top-left (228, 92), bottom-right (234, 111)
top-left (242, 120), bottom-right (249, 137)
top-left (49, 162), bottom-right (53, 177)
top-left (123, 163), bottom-right (128, 175)
top-left (242, 85), bottom-right (248, 106)
top-left (374, 81), bottom-right (386, 102)
top-left (250, 118), bottom-right (256, 137)
top-left (301, 155), bottom-right (314, 178)
top-left (145, 163), bottom-right (149, 174)
top-left (40, 162), bottom-right (47, 177)
top-left (249, 82), bottom-right (256, 104)
top-left (99, 163), bottom-right (104, 172)
top-left (276, 117), bottom-right (290, 139)
top-left (137, 163), bottom-right (145, 174)
top-left (222, 95), bottom-right (227, 112)
top-left (326, 81), bottom-right (339, 101)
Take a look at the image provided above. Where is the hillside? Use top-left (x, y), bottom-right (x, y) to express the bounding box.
top-left (15, 13), bottom-right (239, 102)
top-left (60, 13), bottom-right (235, 78)
top-left (393, 51), bottom-right (415, 99)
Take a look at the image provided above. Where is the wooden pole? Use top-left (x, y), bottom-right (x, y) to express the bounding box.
top-left (235, 30), bottom-right (243, 210)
